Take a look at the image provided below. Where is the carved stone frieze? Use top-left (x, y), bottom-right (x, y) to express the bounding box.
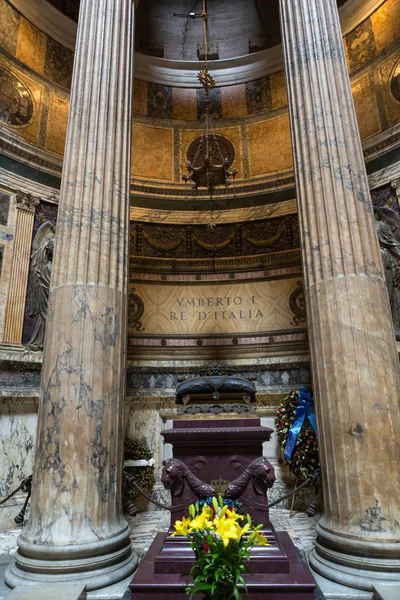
top-left (130, 215), bottom-right (300, 266)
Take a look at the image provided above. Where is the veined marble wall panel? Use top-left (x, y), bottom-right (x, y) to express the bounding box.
top-left (15, 17), bottom-right (47, 75)
top-left (220, 85), bottom-right (247, 120)
top-left (172, 87), bottom-right (197, 121)
top-left (0, 399), bottom-right (37, 529)
top-left (133, 78), bottom-right (148, 117)
top-left (0, 0), bottom-right (20, 57)
top-left (270, 71), bottom-right (288, 110)
top-left (129, 278), bottom-right (303, 338)
top-left (247, 115), bottom-right (293, 177)
top-left (45, 91), bottom-right (69, 155)
top-left (131, 124), bottom-right (174, 181)
top-left (370, 0), bottom-right (400, 54)
top-left (352, 73), bottom-right (382, 140)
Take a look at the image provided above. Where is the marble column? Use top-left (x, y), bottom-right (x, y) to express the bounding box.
top-left (280, 0), bottom-right (400, 591)
top-left (2, 192), bottom-right (38, 346)
top-left (6, 0), bottom-right (138, 591)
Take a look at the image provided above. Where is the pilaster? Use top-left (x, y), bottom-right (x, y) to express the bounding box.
top-left (2, 192), bottom-right (38, 346)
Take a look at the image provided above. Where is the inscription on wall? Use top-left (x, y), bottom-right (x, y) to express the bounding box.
top-left (129, 278), bottom-right (305, 337)
top-left (170, 295), bottom-right (264, 322)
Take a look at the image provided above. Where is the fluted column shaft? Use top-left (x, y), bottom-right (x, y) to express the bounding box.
top-left (280, 0), bottom-right (400, 590)
top-left (2, 193), bottom-right (38, 345)
top-left (6, 0), bottom-right (138, 590)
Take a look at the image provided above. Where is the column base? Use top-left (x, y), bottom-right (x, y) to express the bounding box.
top-left (309, 524), bottom-right (400, 592)
top-left (4, 529), bottom-right (138, 592)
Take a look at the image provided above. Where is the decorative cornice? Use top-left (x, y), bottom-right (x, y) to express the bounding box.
top-left (0, 126), bottom-right (63, 177)
top-left (8, 0), bottom-right (386, 86)
top-left (130, 252), bottom-right (302, 279)
top-left (129, 199), bottom-right (297, 224)
top-left (362, 123), bottom-right (400, 163)
top-left (126, 354), bottom-right (310, 370)
top-left (127, 330), bottom-right (308, 359)
top-left (0, 168), bottom-right (59, 203)
top-left (368, 160), bottom-right (400, 190)
top-left (131, 170), bottom-right (296, 201)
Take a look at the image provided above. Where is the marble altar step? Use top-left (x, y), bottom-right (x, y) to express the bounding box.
top-left (129, 531), bottom-right (317, 599)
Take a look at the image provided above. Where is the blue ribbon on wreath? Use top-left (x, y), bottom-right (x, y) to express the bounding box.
top-left (283, 387), bottom-right (318, 461)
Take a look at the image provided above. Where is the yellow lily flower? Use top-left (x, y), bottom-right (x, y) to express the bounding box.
top-left (214, 516), bottom-right (244, 546)
top-left (188, 505), bottom-right (213, 532)
top-left (225, 508), bottom-right (245, 522)
top-left (250, 529), bottom-right (269, 546)
top-left (171, 516), bottom-right (191, 537)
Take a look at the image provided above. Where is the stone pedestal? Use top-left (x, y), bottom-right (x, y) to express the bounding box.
top-left (280, 0), bottom-right (400, 591)
top-left (5, 0), bottom-right (138, 591)
top-left (129, 419), bottom-right (316, 599)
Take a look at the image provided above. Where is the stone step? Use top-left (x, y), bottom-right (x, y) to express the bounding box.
top-left (5, 584), bottom-right (86, 600)
top-left (373, 585), bottom-right (400, 600)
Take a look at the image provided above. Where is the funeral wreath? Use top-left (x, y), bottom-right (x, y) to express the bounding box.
top-left (274, 386), bottom-right (319, 480)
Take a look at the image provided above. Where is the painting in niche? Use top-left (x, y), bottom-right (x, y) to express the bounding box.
top-left (0, 66), bottom-right (34, 127)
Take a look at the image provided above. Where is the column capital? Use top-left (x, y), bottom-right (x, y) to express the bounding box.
top-left (15, 191), bottom-right (39, 214)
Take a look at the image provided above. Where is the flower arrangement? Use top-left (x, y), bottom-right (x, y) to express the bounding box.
top-left (274, 387), bottom-right (319, 480)
top-left (123, 437), bottom-right (155, 501)
top-left (172, 496), bottom-right (269, 600)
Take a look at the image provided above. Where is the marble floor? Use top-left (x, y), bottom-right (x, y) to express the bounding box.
top-left (0, 508), bottom-right (320, 560)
